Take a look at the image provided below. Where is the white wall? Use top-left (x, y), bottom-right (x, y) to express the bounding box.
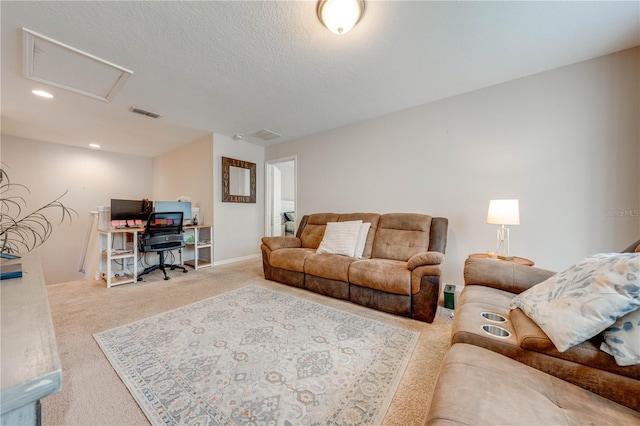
top-left (266, 48), bottom-right (640, 285)
top-left (213, 133), bottom-right (265, 263)
top-left (152, 133), bottom-right (214, 225)
top-left (275, 161), bottom-right (295, 201)
top-left (1, 136), bottom-right (152, 284)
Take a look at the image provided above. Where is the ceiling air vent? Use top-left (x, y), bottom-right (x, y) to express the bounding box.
top-left (252, 129), bottom-right (281, 141)
top-left (130, 107), bottom-right (161, 119)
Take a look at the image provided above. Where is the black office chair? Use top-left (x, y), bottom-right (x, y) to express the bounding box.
top-left (138, 211), bottom-right (188, 281)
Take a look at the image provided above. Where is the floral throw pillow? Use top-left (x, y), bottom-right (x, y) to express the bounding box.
top-left (600, 307), bottom-right (640, 366)
top-left (511, 253), bottom-right (640, 352)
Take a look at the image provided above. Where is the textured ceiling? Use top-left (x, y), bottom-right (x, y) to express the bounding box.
top-left (1, 1), bottom-right (639, 157)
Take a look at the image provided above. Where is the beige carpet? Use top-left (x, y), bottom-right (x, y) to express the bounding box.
top-left (43, 258), bottom-right (452, 426)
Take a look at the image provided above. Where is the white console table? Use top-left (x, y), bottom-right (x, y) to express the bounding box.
top-left (1, 252), bottom-right (62, 425)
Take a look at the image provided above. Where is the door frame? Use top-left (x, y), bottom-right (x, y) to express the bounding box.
top-left (264, 156), bottom-right (297, 237)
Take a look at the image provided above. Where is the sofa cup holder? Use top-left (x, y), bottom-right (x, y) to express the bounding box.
top-left (482, 324), bottom-right (511, 339)
top-left (481, 312), bottom-right (507, 323)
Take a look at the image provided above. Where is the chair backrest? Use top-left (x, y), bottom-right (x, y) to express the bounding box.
top-left (140, 211), bottom-right (185, 252)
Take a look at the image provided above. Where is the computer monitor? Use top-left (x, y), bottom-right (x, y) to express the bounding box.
top-left (154, 201), bottom-right (192, 224)
top-left (110, 199), bottom-right (152, 222)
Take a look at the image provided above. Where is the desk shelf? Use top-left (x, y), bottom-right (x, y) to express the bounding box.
top-left (183, 225), bottom-right (213, 270)
top-left (98, 228), bottom-right (138, 288)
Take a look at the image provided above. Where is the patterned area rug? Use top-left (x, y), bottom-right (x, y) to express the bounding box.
top-left (94, 285), bottom-right (419, 426)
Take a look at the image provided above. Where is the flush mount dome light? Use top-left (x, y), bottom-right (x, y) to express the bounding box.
top-left (317, 0), bottom-right (365, 35)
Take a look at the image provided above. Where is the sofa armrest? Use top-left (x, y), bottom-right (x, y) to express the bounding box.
top-left (261, 236), bottom-right (302, 251)
top-left (407, 251), bottom-right (445, 271)
top-left (464, 257), bottom-right (555, 294)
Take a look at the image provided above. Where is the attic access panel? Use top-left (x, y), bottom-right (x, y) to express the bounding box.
top-left (23, 28), bottom-right (133, 102)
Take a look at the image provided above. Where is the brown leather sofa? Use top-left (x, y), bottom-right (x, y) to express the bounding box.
top-left (426, 242), bottom-right (640, 424)
top-left (451, 256), bottom-right (640, 411)
top-left (261, 212), bottom-right (448, 323)
top-left (426, 343), bottom-right (640, 425)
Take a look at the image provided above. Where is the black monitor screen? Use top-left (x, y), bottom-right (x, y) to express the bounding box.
top-left (110, 199), bottom-right (152, 221)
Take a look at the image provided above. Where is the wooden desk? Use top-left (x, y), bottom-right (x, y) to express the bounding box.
top-left (97, 224), bottom-right (213, 287)
top-left (469, 253), bottom-right (534, 266)
top-left (1, 253), bottom-right (62, 424)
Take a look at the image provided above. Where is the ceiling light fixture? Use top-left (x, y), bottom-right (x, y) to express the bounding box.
top-left (32, 89), bottom-right (53, 98)
top-left (89, 143), bottom-right (101, 149)
top-left (317, 0), bottom-right (365, 35)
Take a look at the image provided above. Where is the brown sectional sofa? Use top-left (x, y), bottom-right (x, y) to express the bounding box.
top-left (427, 343), bottom-right (640, 425)
top-left (453, 257), bottom-right (640, 411)
top-left (261, 212), bottom-right (448, 323)
top-left (427, 242), bottom-right (640, 424)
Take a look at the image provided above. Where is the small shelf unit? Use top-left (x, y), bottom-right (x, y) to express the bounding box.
top-left (97, 227), bottom-right (138, 288)
top-left (184, 225), bottom-right (213, 270)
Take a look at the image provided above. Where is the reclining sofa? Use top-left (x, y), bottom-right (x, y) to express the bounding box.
top-left (261, 212), bottom-right (448, 323)
top-left (427, 240), bottom-right (640, 424)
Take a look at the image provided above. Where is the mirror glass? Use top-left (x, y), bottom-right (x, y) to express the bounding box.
top-left (222, 157), bottom-right (256, 203)
top-left (229, 166), bottom-right (251, 196)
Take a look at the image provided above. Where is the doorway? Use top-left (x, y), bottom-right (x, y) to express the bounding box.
top-left (265, 156), bottom-right (297, 237)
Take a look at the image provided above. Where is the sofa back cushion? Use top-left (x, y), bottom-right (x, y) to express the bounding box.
top-left (372, 213), bottom-right (431, 261)
top-left (337, 213), bottom-right (380, 259)
top-left (299, 213), bottom-right (340, 249)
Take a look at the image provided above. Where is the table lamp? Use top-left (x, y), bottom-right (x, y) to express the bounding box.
top-left (487, 199), bottom-right (519, 260)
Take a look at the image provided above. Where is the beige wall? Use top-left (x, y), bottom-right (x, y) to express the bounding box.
top-left (0, 135), bottom-right (153, 284)
top-left (266, 48), bottom-right (640, 285)
top-left (213, 133), bottom-right (265, 263)
top-left (152, 133), bottom-right (214, 225)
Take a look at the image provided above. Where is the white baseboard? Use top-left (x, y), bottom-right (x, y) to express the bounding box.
top-left (213, 254), bottom-right (261, 266)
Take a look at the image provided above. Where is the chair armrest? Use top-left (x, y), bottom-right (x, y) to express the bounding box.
top-left (407, 251), bottom-right (445, 271)
top-left (463, 257), bottom-right (555, 294)
top-left (261, 236), bottom-right (302, 251)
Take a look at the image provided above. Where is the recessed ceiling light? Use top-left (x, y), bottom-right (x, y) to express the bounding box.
top-left (32, 89), bottom-right (53, 98)
top-left (89, 143), bottom-right (101, 149)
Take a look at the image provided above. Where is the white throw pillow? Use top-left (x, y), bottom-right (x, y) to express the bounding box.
top-left (511, 253), bottom-right (640, 352)
top-left (316, 221), bottom-right (362, 257)
top-left (600, 307), bottom-right (640, 366)
top-left (353, 223), bottom-right (372, 259)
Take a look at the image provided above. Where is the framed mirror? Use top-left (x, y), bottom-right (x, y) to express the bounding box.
top-left (222, 157), bottom-right (256, 203)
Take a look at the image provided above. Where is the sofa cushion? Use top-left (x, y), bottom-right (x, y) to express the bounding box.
top-left (510, 307), bottom-right (555, 351)
top-left (304, 253), bottom-right (356, 282)
top-left (349, 258), bottom-right (411, 296)
top-left (511, 253), bottom-right (640, 352)
top-left (426, 344), bottom-right (640, 426)
top-left (315, 220), bottom-right (362, 256)
top-left (338, 213), bottom-right (380, 259)
top-left (269, 248), bottom-right (316, 273)
top-left (371, 213), bottom-right (431, 261)
top-left (299, 213), bottom-right (340, 249)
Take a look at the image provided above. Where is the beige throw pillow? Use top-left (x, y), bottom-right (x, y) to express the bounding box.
top-left (316, 221), bottom-right (362, 257)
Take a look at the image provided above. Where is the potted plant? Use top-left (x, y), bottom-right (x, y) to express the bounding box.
top-left (0, 166), bottom-right (76, 254)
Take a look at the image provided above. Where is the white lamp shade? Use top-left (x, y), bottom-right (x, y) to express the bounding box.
top-left (487, 199), bottom-right (520, 225)
top-left (318, 0), bottom-right (365, 35)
